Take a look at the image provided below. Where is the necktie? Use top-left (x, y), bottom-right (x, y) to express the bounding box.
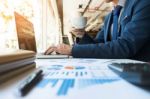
top-left (112, 5), bottom-right (122, 40)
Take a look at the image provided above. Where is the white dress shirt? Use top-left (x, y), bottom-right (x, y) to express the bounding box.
top-left (110, 0), bottom-right (127, 39)
top-left (118, 0), bottom-right (126, 7)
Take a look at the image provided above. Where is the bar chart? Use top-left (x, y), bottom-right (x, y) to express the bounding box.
top-left (37, 78), bottom-right (119, 96)
top-left (37, 63), bottom-right (120, 96)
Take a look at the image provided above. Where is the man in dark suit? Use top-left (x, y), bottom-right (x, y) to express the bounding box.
top-left (45, 0), bottom-right (150, 62)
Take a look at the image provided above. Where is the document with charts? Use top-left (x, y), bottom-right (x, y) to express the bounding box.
top-left (33, 59), bottom-right (121, 98)
top-left (1, 59), bottom-right (150, 99)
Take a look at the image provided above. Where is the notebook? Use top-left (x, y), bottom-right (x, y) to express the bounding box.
top-left (14, 12), bottom-right (69, 59)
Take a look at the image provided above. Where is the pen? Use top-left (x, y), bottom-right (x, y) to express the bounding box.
top-left (17, 69), bottom-right (43, 96)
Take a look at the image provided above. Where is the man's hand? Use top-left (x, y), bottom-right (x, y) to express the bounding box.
top-left (44, 46), bottom-right (56, 55)
top-left (70, 27), bottom-right (85, 38)
top-left (55, 44), bottom-right (72, 55)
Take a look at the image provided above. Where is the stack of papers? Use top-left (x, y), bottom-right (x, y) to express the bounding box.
top-left (0, 49), bottom-right (36, 82)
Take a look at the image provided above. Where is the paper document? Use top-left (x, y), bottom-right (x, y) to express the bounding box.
top-left (1, 59), bottom-right (150, 99)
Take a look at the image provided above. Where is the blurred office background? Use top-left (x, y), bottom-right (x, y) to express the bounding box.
top-left (0, 0), bottom-right (113, 52)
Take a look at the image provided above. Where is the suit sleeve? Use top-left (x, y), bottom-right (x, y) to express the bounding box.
top-left (72, 1), bottom-right (150, 59)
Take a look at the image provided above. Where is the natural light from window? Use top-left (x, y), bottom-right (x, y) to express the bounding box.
top-left (0, 0), bottom-right (60, 52)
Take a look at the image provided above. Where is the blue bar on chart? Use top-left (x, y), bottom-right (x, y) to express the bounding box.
top-left (51, 79), bottom-right (59, 87)
top-left (78, 79), bottom-right (120, 88)
top-left (80, 72), bottom-right (83, 76)
top-left (37, 79), bottom-right (51, 88)
top-left (76, 72), bottom-right (78, 77)
top-left (75, 71), bottom-right (88, 77)
top-left (57, 79), bottom-right (75, 96)
top-left (37, 79), bottom-right (58, 88)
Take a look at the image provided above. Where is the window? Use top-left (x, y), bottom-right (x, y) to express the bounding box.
top-left (0, 0), bottom-right (18, 49)
top-left (0, 0), bottom-right (60, 52)
top-left (0, 0), bottom-right (112, 51)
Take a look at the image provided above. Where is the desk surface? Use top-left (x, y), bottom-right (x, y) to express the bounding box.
top-left (0, 59), bottom-right (150, 99)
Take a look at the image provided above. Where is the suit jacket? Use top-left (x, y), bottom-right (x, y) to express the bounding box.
top-left (72, 0), bottom-right (150, 62)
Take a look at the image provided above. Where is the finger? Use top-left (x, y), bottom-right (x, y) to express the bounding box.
top-left (44, 47), bottom-right (54, 55)
top-left (55, 47), bottom-right (60, 54)
top-left (44, 47), bottom-right (51, 54)
top-left (44, 49), bottom-right (52, 55)
top-left (55, 45), bottom-right (63, 54)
